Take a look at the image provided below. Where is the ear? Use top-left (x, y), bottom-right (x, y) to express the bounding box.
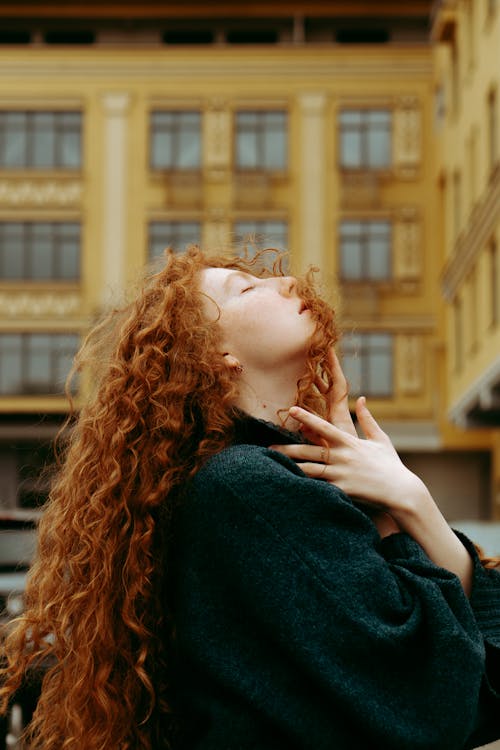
top-left (223, 353), bottom-right (243, 374)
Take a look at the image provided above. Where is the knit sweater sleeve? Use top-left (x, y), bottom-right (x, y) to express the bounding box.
top-left (173, 444), bottom-right (500, 750)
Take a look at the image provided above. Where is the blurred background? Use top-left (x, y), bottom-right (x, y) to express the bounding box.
top-left (0, 0), bottom-right (499, 639)
top-left (0, 0), bottom-right (500, 745)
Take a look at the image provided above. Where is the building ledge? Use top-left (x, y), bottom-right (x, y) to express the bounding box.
top-left (442, 162), bottom-right (500, 301)
top-left (449, 355), bottom-right (500, 428)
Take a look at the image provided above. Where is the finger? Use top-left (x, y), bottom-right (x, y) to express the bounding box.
top-left (355, 397), bottom-right (391, 444)
top-left (269, 443), bottom-right (328, 463)
top-left (296, 462), bottom-right (336, 480)
top-left (327, 350), bottom-right (357, 437)
top-left (288, 406), bottom-right (353, 445)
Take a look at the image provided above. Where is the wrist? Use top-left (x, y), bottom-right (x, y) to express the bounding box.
top-left (389, 472), bottom-right (434, 529)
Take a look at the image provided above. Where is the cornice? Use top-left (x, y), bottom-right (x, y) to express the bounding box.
top-left (442, 163), bottom-right (500, 301)
top-left (448, 354), bottom-right (500, 426)
top-left (0, 49), bottom-right (433, 82)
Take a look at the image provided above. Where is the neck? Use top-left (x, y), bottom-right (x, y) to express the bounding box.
top-left (234, 366), bottom-right (304, 428)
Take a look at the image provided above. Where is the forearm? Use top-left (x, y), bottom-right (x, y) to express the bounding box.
top-left (391, 480), bottom-right (474, 597)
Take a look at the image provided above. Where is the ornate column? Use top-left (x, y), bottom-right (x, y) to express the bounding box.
top-left (101, 92), bottom-right (130, 302)
top-left (298, 93), bottom-right (327, 270)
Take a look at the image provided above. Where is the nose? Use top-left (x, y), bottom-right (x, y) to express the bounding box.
top-left (279, 276), bottom-right (297, 297)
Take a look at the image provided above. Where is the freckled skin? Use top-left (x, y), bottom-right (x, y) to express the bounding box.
top-left (200, 268), bottom-right (315, 374)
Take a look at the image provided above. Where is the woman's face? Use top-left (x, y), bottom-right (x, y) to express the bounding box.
top-left (199, 267), bottom-right (316, 374)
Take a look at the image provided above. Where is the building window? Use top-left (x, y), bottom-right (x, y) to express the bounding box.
top-left (0, 223), bottom-right (80, 281)
top-left (235, 111), bottom-right (287, 170)
top-left (339, 109), bottom-right (391, 169)
top-left (490, 238), bottom-right (498, 327)
top-left (0, 333), bottom-right (79, 395)
top-left (341, 333), bottom-right (393, 397)
top-left (488, 88), bottom-right (498, 173)
top-left (148, 221), bottom-right (201, 259)
top-left (339, 220), bottom-right (391, 280)
top-left (150, 111), bottom-right (201, 170)
top-left (0, 111), bottom-right (81, 169)
top-left (233, 220), bottom-right (288, 249)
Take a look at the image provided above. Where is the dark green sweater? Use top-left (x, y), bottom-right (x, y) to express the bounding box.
top-left (170, 417), bottom-right (500, 749)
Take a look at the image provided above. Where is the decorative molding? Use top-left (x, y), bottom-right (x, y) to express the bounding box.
top-left (203, 219), bottom-right (231, 251)
top-left (340, 172), bottom-right (382, 210)
top-left (396, 334), bottom-right (424, 394)
top-left (393, 208), bottom-right (422, 280)
top-left (204, 104), bottom-right (231, 172)
top-left (0, 291), bottom-right (81, 317)
top-left (393, 99), bottom-right (422, 176)
top-left (442, 163), bottom-right (500, 300)
top-left (0, 180), bottom-right (82, 207)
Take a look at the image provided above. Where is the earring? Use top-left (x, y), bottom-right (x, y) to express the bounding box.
top-left (235, 364), bottom-right (244, 374)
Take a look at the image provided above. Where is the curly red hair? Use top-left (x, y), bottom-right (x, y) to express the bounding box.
top-left (0, 246), bottom-right (339, 749)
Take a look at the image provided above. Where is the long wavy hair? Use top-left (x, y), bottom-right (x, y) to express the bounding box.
top-left (0, 246), bottom-right (340, 749)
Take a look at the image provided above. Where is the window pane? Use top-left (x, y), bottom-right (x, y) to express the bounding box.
top-left (59, 228), bottom-right (80, 279)
top-left (237, 131), bottom-right (258, 168)
top-left (177, 129), bottom-right (201, 168)
top-left (54, 335), bottom-right (79, 390)
top-left (149, 222), bottom-right (201, 258)
top-left (235, 221), bottom-right (288, 248)
top-left (341, 240), bottom-right (362, 279)
top-left (60, 131), bottom-right (81, 168)
top-left (0, 335), bottom-right (22, 395)
top-left (341, 131), bottom-right (361, 167)
top-left (368, 237), bottom-right (390, 279)
top-left (264, 128), bottom-right (286, 169)
top-left (369, 352), bottom-right (392, 396)
top-left (1, 224), bottom-right (24, 278)
top-left (368, 129), bottom-right (391, 167)
top-left (33, 113), bottom-right (55, 168)
top-left (151, 132), bottom-right (172, 168)
top-left (3, 113), bottom-right (27, 167)
top-left (30, 236), bottom-right (54, 281)
top-left (150, 111), bottom-right (200, 169)
top-left (342, 352), bottom-right (363, 395)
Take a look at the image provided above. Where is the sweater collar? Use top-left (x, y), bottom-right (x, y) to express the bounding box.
top-left (232, 413), bottom-right (305, 448)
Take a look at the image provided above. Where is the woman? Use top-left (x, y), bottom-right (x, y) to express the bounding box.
top-left (1, 246), bottom-right (499, 750)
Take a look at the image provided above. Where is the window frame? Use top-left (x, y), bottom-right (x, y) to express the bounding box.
top-left (0, 222), bottom-right (81, 282)
top-left (0, 333), bottom-right (79, 396)
top-left (341, 332), bottom-right (394, 398)
top-left (149, 110), bottom-right (202, 171)
top-left (338, 108), bottom-right (392, 171)
top-left (0, 110), bottom-right (82, 170)
top-left (148, 220), bottom-right (201, 259)
top-left (339, 219), bottom-right (392, 281)
top-left (234, 110), bottom-right (288, 172)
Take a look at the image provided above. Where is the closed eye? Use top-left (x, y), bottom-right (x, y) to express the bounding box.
top-left (241, 285), bottom-right (255, 294)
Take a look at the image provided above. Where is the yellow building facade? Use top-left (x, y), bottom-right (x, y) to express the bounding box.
top-left (0, 2), bottom-right (497, 530)
top-left (433, 0), bottom-right (500, 522)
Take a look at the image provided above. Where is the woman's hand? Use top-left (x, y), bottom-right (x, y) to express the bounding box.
top-left (271, 394), bottom-right (474, 596)
top-left (295, 349), bottom-right (402, 537)
top-left (275, 397), bottom-right (428, 519)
